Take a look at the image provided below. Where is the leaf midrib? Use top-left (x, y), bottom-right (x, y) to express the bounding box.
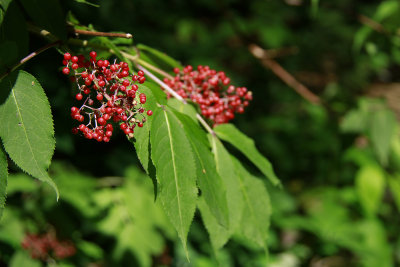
top-left (163, 111), bottom-right (184, 234)
top-left (12, 89), bottom-right (46, 178)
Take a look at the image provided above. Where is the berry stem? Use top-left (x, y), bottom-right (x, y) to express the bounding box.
top-left (139, 65), bottom-right (217, 136)
top-left (138, 65), bottom-right (187, 104)
top-left (72, 28), bottom-right (133, 39)
top-left (135, 58), bottom-right (174, 80)
top-left (0, 40), bottom-right (61, 80)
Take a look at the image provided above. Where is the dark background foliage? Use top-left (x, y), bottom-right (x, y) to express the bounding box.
top-left (1, 0), bottom-right (400, 266)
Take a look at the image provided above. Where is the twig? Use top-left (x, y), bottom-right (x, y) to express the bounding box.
top-left (73, 29), bottom-right (133, 39)
top-left (196, 114), bottom-right (216, 137)
top-left (0, 41), bottom-right (61, 80)
top-left (249, 44), bottom-right (321, 105)
top-left (136, 58), bottom-right (174, 80)
top-left (358, 14), bottom-right (389, 34)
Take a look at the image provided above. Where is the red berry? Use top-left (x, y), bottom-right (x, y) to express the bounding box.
top-left (138, 76), bottom-right (146, 84)
top-left (137, 122), bottom-right (143, 127)
top-left (76, 93), bottom-right (83, 100)
top-left (98, 117), bottom-right (106, 125)
top-left (64, 53), bottom-right (71, 60)
top-left (137, 70), bottom-right (144, 76)
top-left (147, 110), bottom-right (153, 116)
top-left (90, 51), bottom-right (97, 58)
top-left (71, 56), bottom-right (79, 63)
top-left (96, 94), bottom-right (103, 101)
top-left (62, 67), bottom-right (70, 75)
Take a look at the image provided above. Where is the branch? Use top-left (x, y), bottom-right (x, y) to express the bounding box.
top-left (72, 28), bottom-right (133, 39)
top-left (0, 41), bottom-right (61, 80)
top-left (249, 44), bottom-right (321, 105)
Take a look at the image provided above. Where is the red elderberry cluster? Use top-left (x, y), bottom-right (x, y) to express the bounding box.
top-left (62, 51), bottom-right (152, 142)
top-left (163, 65), bottom-right (252, 125)
top-left (21, 232), bottom-right (76, 260)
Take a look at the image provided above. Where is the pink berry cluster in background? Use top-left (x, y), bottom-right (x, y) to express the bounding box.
top-left (62, 51), bottom-right (152, 142)
top-left (21, 232), bottom-right (76, 260)
top-left (163, 65), bottom-right (253, 125)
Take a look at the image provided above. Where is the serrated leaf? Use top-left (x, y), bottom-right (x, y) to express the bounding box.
top-left (231, 156), bottom-right (271, 249)
top-left (0, 71), bottom-right (58, 198)
top-left (208, 135), bottom-right (243, 248)
top-left (369, 109), bottom-right (396, 166)
top-left (19, 0), bottom-right (66, 40)
top-left (198, 196), bottom-right (229, 251)
top-left (150, 106), bottom-right (197, 256)
top-left (172, 109), bottom-right (229, 227)
top-left (0, 145), bottom-right (7, 220)
top-left (355, 165), bottom-right (385, 217)
top-left (214, 123), bottom-right (280, 186)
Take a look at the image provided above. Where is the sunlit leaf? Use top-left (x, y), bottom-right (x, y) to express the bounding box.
top-left (355, 165), bottom-right (385, 217)
top-left (214, 123), bottom-right (280, 186)
top-left (231, 156), bottom-right (271, 249)
top-left (172, 109), bottom-right (229, 227)
top-left (150, 106), bottom-right (197, 256)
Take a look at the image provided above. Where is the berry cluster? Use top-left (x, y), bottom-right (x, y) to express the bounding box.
top-left (62, 51), bottom-right (152, 142)
top-left (163, 65), bottom-right (252, 125)
top-left (21, 232), bottom-right (76, 260)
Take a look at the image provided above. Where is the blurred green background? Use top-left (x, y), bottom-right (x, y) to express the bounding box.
top-left (1, 0), bottom-right (400, 266)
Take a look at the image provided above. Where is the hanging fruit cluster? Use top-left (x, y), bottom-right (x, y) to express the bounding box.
top-left (62, 51), bottom-right (152, 142)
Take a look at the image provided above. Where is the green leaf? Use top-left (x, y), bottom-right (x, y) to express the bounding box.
top-left (0, 71), bottom-right (58, 198)
top-left (388, 174), bottom-right (400, 213)
top-left (167, 98), bottom-right (198, 121)
top-left (0, 2), bottom-right (28, 64)
top-left (198, 196), bottom-right (229, 251)
top-left (369, 109), bottom-right (396, 166)
top-left (172, 109), bottom-right (229, 227)
top-left (0, 0), bottom-right (12, 27)
top-left (150, 106), bottom-right (197, 256)
top-left (207, 135), bottom-right (244, 248)
top-left (355, 165), bottom-right (385, 217)
top-left (132, 84), bottom-right (158, 172)
top-left (9, 251), bottom-right (41, 267)
top-left (231, 156), bottom-right (271, 249)
top-left (19, 0), bottom-right (67, 40)
top-left (74, 0), bottom-right (99, 7)
top-left (214, 123), bottom-right (280, 186)
top-left (0, 145), bottom-right (7, 219)
top-left (137, 43), bottom-right (182, 69)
